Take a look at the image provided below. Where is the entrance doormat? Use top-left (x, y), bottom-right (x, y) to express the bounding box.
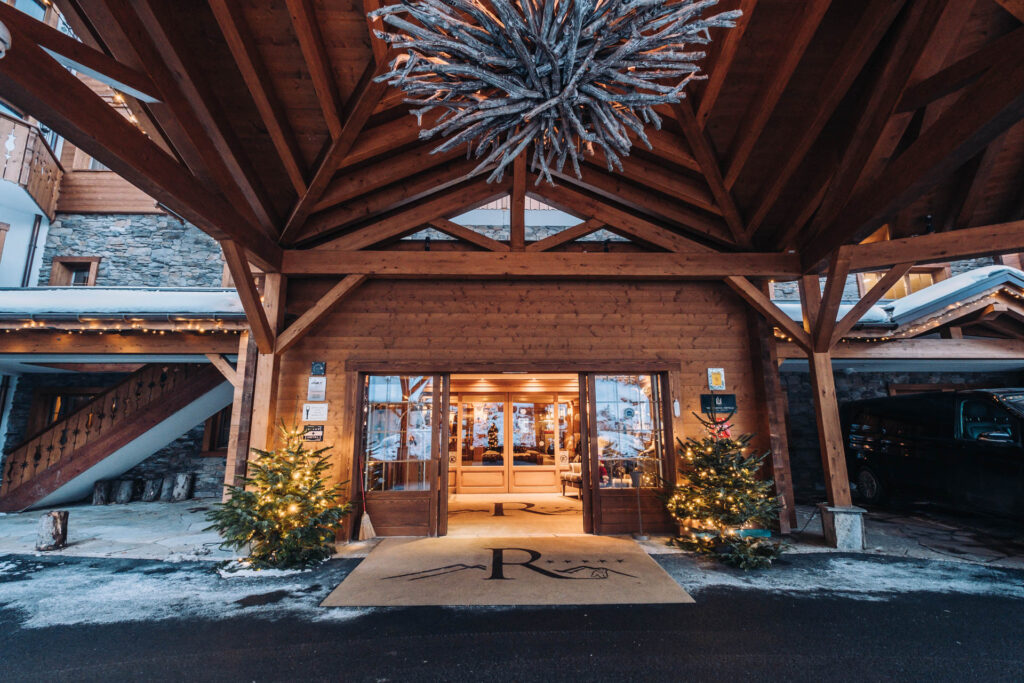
top-left (321, 536), bottom-right (694, 607)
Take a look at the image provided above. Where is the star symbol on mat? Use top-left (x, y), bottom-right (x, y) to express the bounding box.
top-left (546, 560), bottom-right (554, 564)
top-left (616, 559), bottom-right (624, 563)
top-left (599, 559), bottom-right (607, 563)
top-left (564, 560), bottom-right (572, 563)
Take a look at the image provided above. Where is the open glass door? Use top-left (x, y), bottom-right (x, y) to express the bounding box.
top-left (358, 374), bottom-right (440, 536)
top-left (582, 372), bottom-right (675, 535)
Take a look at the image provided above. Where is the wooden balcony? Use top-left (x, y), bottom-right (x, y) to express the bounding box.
top-left (0, 112), bottom-right (63, 219)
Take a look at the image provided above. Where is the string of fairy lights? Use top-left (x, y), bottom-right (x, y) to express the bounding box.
top-left (1, 318), bottom-right (244, 335)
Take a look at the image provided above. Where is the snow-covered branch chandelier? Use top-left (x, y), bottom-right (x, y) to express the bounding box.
top-left (370, 0), bottom-right (741, 185)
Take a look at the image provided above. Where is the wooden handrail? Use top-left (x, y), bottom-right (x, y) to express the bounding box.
top-left (0, 112), bottom-right (63, 219)
top-left (0, 364), bottom-right (207, 497)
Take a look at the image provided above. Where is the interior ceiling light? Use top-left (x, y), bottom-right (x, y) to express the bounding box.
top-left (371, 0), bottom-right (740, 185)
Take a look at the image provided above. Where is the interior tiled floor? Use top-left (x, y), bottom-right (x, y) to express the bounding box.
top-left (445, 492), bottom-right (585, 537)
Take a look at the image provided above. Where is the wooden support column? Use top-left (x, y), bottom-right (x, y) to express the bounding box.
top-left (746, 305), bottom-right (797, 532)
top-left (510, 152), bottom-right (526, 250)
top-left (222, 332), bottom-right (257, 497)
top-left (798, 276), bottom-right (852, 508)
top-left (249, 273), bottom-right (287, 452)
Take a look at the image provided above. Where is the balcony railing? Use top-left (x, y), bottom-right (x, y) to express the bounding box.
top-left (0, 112), bottom-right (63, 219)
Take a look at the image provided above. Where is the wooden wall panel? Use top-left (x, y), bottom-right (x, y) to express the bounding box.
top-left (274, 279), bottom-right (770, 534)
top-left (56, 142), bottom-right (161, 214)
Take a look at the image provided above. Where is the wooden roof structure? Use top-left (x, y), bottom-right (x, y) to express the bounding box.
top-left (1, 0), bottom-right (1024, 344)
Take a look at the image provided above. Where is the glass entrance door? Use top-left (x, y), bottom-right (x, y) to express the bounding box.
top-left (454, 393), bottom-right (570, 493)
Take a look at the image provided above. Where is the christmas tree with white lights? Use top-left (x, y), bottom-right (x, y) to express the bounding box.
top-left (666, 412), bottom-right (784, 569)
top-left (207, 424), bottom-right (351, 569)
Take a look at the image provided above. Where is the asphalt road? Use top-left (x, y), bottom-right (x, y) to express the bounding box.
top-left (2, 555), bottom-right (1023, 682)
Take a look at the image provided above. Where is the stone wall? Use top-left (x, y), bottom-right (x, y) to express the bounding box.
top-left (1, 371), bottom-right (224, 499)
top-left (780, 368), bottom-right (1024, 499)
top-left (39, 214), bottom-right (224, 287)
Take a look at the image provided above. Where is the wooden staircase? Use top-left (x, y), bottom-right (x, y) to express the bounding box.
top-left (0, 363), bottom-right (231, 511)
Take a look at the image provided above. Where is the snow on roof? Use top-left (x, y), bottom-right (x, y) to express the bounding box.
top-left (887, 265), bottom-right (1024, 324)
top-left (771, 301), bottom-right (891, 326)
top-left (0, 287), bottom-right (245, 317)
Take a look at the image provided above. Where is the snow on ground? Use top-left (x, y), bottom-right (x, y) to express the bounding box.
top-left (0, 554), bottom-right (367, 629)
top-left (661, 553), bottom-right (1024, 601)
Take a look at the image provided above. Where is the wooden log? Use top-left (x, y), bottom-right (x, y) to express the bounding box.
top-left (35, 510), bottom-right (69, 551)
top-left (159, 474), bottom-right (176, 501)
top-left (113, 479), bottom-right (137, 504)
top-left (170, 472), bottom-right (195, 502)
top-left (141, 478), bottom-right (163, 502)
top-left (91, 480), bottom-right (112, 505)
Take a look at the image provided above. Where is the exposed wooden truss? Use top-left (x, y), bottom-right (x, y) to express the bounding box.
top-left (0, 0), bottom-right (1017, 297)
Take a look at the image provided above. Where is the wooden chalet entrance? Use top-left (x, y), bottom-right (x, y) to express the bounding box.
top-left (355, 370), bottom-right (675, 538)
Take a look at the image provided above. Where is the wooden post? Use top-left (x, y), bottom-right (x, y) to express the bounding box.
top-left (222, 331), bottom-right (258, 497)
top-left (746, 306), bottom-right (798, 532)
top-left (249, 273), bottom-right (286, 451)
top-left (798, 275), bottom-right (853, 508)
top-left (807, 350), bottom-right (853, 507)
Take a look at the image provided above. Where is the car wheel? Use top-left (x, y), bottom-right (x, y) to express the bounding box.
top-left (855, 467), bottom-right (885, 504)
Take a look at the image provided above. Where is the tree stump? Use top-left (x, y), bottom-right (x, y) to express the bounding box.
top-left (113, 479), bottom-right (137, 504)
top-left (36, 510), bottom-right (69, 551)
top-left (159, 474), bottom-right (176, 501)
top-left (170, 472), bottom-right (195, 502)
top-left (141, 478), bottom-right (163, 502)
top-left (92, 480), bottom-right (112, 505)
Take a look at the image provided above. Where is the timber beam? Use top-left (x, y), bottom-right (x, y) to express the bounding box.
top-left (776, 338), bottom-right (1024, 360)
top-left (221, 240), bottom-right (274, 354)
top-left (275, 274), bottom-right (367, 355)
top-left (843, 220), bottom-right (1024, 271)
top-left (281, 250), bottom-right (801, 279)
top-left (0, 3), bottom-right (158, 101)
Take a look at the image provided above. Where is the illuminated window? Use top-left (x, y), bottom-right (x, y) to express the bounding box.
top-left (858, 266), bottom-right (949, 299)
top-left (49, 257), bottom-right (100, 286)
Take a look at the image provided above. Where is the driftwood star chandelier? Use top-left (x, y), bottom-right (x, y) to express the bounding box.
top-left (371, 0), bottom-right (741, 185)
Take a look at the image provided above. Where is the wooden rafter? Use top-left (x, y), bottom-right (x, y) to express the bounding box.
top-left (280, 59), bottom-right (390, 243)
top-left (281, 250), bottom-right (801, 278)
top-left (0, 3), bottom-right (158, 102)
top-left (897, 26), bottom-right (1024, 114)
top-left (951, 132), bottom-right (1008, 230)
top-left (996, 0), bottom-right (1024, 22)
top-left (674, 99), bottom-right (747, 244)
top-left (723, 276), bottom-right (811, 352)
top-left (745, 0), bottom-right (906, 240)
top-left (802, 39), bottom-right (1024, 269)
top-left (128, 0), bottom-right (279, 236)
top-left (429, 219), bottom-right (511, 252)
top-left (510, 153), bottom-right (526, 251)
top-left (830, 262), bottom-right (913, 346)
top-left (210, 0), bottom-right (308, 196)
top-left (336, 108), bottom-right (443, 171)
top-left (548, 168), bottom-right (732, 246)
top-left (98, 0), bottom-right (277, 238)
top-left (221, 240), bottom-right (274, 353)
top-left (301, 156), bottom-right (483, 240)
top-left (525, 219), bottom-right (605, 252)
top-left (797, 0), bottom-right (961, 257)
top-left (314, 144), bottom-right (464, 212)
top-left (313, 178), bottom-right (509, 251)
top-left (0, 28), bottom-right (281, 270)
top-left (275, 275), bottom-right (368, 355)
top-left (695, 0), bottom-right (757, 127)
top-left (286, 0), bottom-right (343, 138)
top-left (363, 0), bottom-right (389, 64)
top-left (529, 181), bottom-right (710, 253)
top-left (594, 154), bottom-right (718, 214)
top-left (722, 0), bottom-right (831, 189)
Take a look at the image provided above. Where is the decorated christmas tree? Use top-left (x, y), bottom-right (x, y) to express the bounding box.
top-left (207, 424), bottom-right (351, 569)
top-left (487, 421), bottom-right (499, 450)
top-left (666, 411), bottom-right (784, 569)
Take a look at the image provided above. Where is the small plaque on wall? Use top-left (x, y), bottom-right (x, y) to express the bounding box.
top-left (307, 376), bottom-right (327, 401)
top-left (707, 367), bottom-right (726, 391)
top-left (302, 403), bottom-right (329, 422)
top-left (700, 393), bottom-right (737, 414)
top-left (310, 361), bottom-right (327, 376)
top-left (303, 425), bottom-right (324, 442)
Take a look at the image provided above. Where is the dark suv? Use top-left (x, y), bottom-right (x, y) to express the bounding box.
top-left (841, 389), bottom-right (1024, 518)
